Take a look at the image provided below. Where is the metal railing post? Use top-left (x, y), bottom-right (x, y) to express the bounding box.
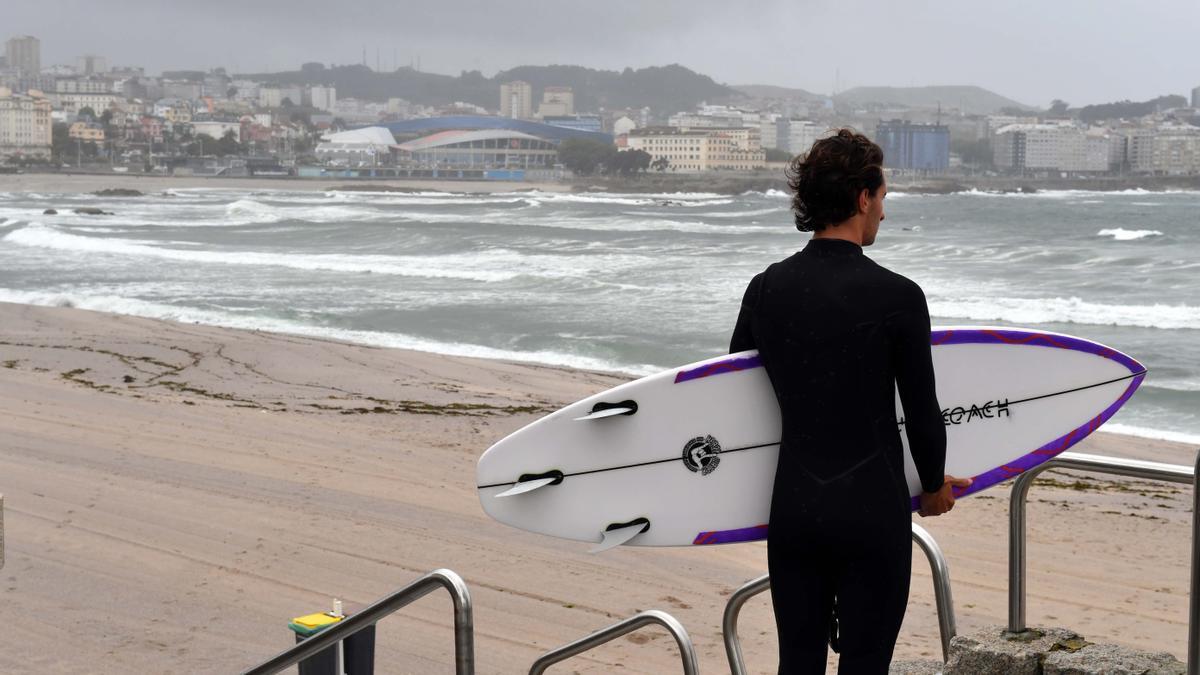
top-left (1005, 450), bottom-right (1199, 675)
top-left (911, 522), bottom-right (957, 660)
top-left (241, 568), bottom-right (474, 675)
top-left (1190, 450), bottom-right (1200, 675)
top-left (1008, 470), bottom-right (1036, 632)
top-left (723, 574), bottom-right (770, 675)
top-left (722, 523), bottom-right (957, 674)
top-left (528, 609), bottom-right (698, 675)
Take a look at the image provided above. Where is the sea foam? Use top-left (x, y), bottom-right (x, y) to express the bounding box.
top-left (1097, 228), bottom-right (1164, 241)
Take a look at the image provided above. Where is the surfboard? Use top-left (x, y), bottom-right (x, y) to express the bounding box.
top-left (476, 327), bottom-right (1146, 551)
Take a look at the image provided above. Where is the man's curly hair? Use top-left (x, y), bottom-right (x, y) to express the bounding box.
top-left (786, 128), bottom-right (884, 232)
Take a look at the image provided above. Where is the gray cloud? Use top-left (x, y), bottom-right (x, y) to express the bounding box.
top-left (6, 0), bottom-right (1199, 107)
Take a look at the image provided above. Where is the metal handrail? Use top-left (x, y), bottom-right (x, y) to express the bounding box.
top-left (722, 573), bottom-right (769, 675)
top-left (911, 521), bottom-right (957, 658)
top-left (723, 522), bottom-right (957, 674)
top-left (1008, 449), bottom-right (1200, 674)
top-left (241, 568), bottom-right (474, 675)
top-left (528, 609), bottom-right (699, 675)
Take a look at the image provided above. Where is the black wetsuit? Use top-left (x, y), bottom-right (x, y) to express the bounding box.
top-left (730, 238), bottom-right (946, 674)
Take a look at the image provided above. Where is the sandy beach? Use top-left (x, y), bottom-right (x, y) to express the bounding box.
top-left (0, 301), bottom-right (1195, 673)
top-left (0, 172), bottom-right (572, 195)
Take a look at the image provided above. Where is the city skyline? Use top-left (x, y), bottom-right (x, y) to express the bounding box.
top-left (5, 0), bottom-right (1200, 108)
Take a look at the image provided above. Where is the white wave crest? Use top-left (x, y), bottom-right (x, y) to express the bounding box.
top-left (224, 199), bottom-right (286, 223)
top-left (0, 289), bottom-right (657, 376)
top-left (1097, 228), bottom-right (1163, 241)
top-left (927, 295), bottom-right (1200, 330)
top-left (1099, 423), bottom-right (1200, 446)
top-left (743, 188), bottom-right (790, 199)
top-left (1, 223), bottom-right (597, 282)
top-left (1143, 377), bottom-right (1200, 393)
top-left (954, 188), bottom-right (1159, 199)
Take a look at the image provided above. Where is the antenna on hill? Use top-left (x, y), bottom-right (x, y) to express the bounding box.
top-left (937, 101), bottom-right (942, 126)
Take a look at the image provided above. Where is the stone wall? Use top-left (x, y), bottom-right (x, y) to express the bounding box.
top-left (941, 626), bottom-right (1184, 675)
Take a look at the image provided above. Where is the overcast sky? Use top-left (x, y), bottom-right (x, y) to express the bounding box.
top-left (7, 0), bottom-right (1199, 108)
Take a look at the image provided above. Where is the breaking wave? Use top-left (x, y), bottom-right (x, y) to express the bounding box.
top-left (927, 295), bottom-right (1200, 330)
top-left (1097, 228), bottom-right (1163, 241)
top-left (1, 223), bottom-right (620, 282)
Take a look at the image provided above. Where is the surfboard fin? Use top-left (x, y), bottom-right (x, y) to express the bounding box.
top-left (495, 470), bottom-right (564, 498)
top-left (574, 399), bottom-right (638, 421)
top-left (589, 517), bottom-right (650, 553)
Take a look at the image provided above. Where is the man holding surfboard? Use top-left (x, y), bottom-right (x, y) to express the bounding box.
top-left (730, 129), bottom-right (972, 674)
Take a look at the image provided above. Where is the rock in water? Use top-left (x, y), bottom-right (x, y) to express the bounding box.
top-left (92, 188), bottom-right (143, 197)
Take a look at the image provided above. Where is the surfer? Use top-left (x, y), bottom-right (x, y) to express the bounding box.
top-left (730, 129), bottom-right (971, 674)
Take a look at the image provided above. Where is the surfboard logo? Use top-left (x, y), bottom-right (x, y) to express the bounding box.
top-left (682, 435), bottom-right (722, 476)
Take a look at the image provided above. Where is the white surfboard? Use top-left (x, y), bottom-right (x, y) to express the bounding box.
top-left (476, 327), bottom-right (1145, 550)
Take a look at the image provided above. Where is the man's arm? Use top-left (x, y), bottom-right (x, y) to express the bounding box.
top-left (893, 283), bottom-right (946, 496)
top-left (729, 274), bottom-right (762, 353)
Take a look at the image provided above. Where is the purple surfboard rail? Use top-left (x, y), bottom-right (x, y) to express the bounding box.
top-left (687, 328), bottom-right (1147, 545)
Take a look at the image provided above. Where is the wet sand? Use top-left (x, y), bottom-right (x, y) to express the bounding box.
top-left (0, 302), bottom-right (1194, 673)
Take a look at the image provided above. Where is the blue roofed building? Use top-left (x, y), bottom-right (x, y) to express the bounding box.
top-left (874, 120), bottom-right (950, 173)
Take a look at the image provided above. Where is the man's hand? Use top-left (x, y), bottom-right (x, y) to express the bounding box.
top-left (918, 475), bottom-right (973, 517)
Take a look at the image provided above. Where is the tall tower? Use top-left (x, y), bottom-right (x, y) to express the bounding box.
top-left (5, 36), bottom-right (41, 75)
top-left (500, 81), bottom-right (533, 119)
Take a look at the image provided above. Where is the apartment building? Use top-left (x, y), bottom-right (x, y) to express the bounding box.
top-left (68, 120), bottom-right (106, 141)
top-left (500, 81), bottom-right (533, 119)
top-left (1127, 126), bottom-right (1200, 175)
top-left (992, 123), bottom-right (1109, 173)
top-left (625, 126), bottom-right (766, 172)
top-left (0, 86), bottom-right (51, 157)
top-left (537, 86), bottom-right (573, 117)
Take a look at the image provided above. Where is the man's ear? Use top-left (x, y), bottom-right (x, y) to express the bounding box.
top-left (858, 188), bottom-right (870, 214)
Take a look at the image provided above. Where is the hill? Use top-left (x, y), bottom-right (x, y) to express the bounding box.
top-left (731, 84), bottom-right (824, 102)
top-left (1077, 94), bottom-right (1190, 123)
top-left (833, 85), bottom-right (1033, 115)
top-left (237, 63), bottom-right (738, 113)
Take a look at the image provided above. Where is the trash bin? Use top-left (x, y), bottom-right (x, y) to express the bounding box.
top-left (289, 611), bottom-right (342, 675)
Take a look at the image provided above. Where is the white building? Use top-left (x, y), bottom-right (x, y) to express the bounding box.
top-left (0, 87), bottom-right (52, 158)
top-left (75, 55), bottom-right (108, 75)
top-left (500, 81), bottom-right (533, 119)
top-left (612, 115), bottom-right (637, 137)
top-left (309, 85), bottom-right (337, 112)
top-left (536, 86), bottom-right (574, 118)
top-left (192, 120), bottom-right (242, 141)
top-left (258, 86), bottom-right (303, 108)
top-left (5, 36), bottom-right (40, 75)
top-left (992, 123), bottom-right (1108, 173)
top-left (315, 126), bottom-right (396, 165)
top-left (54, 76), bottom-right (114, 94)
top-left (625, 126), bottom-right (766, 173)
top-left (758, 113), bottom-right (780, 150)
top-left (230, 80), bottom-right (260, 102)
top-left (669, 104), bottom-right (763, 130)
top-left (1127, 126), bottom-right (1200, 175)
top-left (778, 118), bottom-right (822, 156)
top-left (50, 91), bottom-right (120, 116)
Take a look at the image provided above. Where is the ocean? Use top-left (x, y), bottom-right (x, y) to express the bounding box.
top-left (1, 185), bottom-right (1197, 444)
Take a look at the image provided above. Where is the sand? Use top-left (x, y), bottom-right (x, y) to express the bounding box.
top-left (0, 301), bottom-right (1195, 674)
top-left (0, 172), bottom-right (571, 195)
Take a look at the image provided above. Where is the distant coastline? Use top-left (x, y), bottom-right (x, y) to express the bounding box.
top-left (2, 168), bottom-right (1197, 197)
